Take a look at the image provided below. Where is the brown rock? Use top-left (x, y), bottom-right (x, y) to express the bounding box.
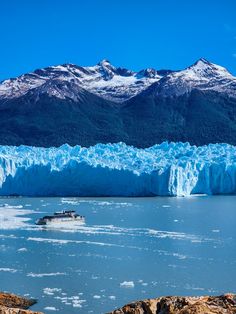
top-left (0, 306), bottom-right (41, 314)
top-left (108, 294), bottom-right (236, 314)
top-left (0, 293), bottom-right (43, 314)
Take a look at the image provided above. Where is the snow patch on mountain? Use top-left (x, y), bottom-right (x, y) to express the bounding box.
top-left (0, 142), bottom-right (235, 196)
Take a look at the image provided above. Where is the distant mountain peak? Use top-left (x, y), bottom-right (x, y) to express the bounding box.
top-left (137, 68), bottom-right (161, 79)
top-left (97, 59), bottom-right (112, 66)
top-left (188, 58), bottom-right (232, 77)
top-left (151, 58), bottom-right (236, 98)
top-left (195, 57), bottom-right (211, 65)
top-left (188, 58), bottom-right (216, 71)
top-left (96, 59), bottom-right (118, 80)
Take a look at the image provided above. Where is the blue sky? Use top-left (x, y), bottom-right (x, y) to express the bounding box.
top-left (0, 0), bottom-right (236, 80)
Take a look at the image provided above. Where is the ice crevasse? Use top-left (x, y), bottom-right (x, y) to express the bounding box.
top-left (0, 142), bottom-right (235, 196)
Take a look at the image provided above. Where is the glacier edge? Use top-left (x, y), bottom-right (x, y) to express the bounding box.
top-left (0, 142), bottom-right (235, 197)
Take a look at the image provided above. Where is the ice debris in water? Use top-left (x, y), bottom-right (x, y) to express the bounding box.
top-left (44, 307), bottom-right (58, 311)
top-left (120, 281), bottom-right (135, 288)
top-left (0, 205), bottom-right (34, 230)
top-left (0, 142), bottom-right (235, 196)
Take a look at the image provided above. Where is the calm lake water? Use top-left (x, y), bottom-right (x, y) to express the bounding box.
top-left (0, 196), bottom-right (235, 313)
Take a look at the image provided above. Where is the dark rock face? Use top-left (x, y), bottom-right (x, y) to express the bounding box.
top-left (0, 292), bottom-right (43, 314)
top-left (108, 294), bottom-right (236, 314)
top-left (0, 87), bottom-right (236, 148)
top-left (121, 89), bottom-right (236, 147)
top-left (0, 89), bottom-right (126, 147)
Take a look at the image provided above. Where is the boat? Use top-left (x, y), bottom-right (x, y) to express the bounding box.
top-left (35, 210), bottom-right (85, 225)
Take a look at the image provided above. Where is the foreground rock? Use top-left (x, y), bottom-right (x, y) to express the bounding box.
top-left (108, 294), bottom-right (236, 314)
top-left (0, 292), bottom-right (43, 314)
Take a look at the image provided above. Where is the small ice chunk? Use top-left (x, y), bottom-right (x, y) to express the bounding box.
top-left (44, 307), bottom-right (58, 311)
top-left (93, 295), bottom-right (101, 299)
top-left (120, 281), bottom-right (135, 288)
top-left (17, 247), bottom-right (28, 252)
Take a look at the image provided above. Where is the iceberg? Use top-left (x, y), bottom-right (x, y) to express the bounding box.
top-left (0, 142), bottom-right (235, 196)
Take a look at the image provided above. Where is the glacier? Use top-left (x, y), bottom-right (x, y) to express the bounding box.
top-left (0, 142), bottom-right (235, 197)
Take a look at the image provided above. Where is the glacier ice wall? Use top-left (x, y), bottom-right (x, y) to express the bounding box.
top-left (0, 142), bottom-right (235, 196)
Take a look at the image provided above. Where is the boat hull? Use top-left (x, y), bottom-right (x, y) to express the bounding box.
top-left (36, 217), bottom-right (85, 226)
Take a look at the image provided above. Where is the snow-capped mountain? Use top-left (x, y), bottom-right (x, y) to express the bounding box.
top-left (153, 58), bottom-right (236, 97)
top-left (0, 59), bottom-right (164, 103)
top-left (0, 58), bottom-right (235, 148)
top-left (0, 58), bottom-right (235, 104)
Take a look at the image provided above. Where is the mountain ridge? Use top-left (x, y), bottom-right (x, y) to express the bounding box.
top-left (0, 59), bottom-right (167, 103)
top-left (1, 58), bottom-right (235, 102)
top-left (0, 58), bottom-right (235, 147)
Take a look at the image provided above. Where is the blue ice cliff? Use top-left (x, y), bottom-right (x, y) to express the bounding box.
top-left (0, 142), bottom-right (235, 196)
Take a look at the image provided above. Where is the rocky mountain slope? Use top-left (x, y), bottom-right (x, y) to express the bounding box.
top-left (108, 294), bottom-right (236, 314)
top-left (0, 59), bottom-right (235, 147)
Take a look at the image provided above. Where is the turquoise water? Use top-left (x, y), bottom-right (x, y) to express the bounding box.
top-left (0, 196), bottom-right (235, 313)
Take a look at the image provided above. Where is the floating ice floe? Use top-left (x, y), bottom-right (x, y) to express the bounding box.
top-left (0, 205), bottom-right (35, 230)
top-left (27, 272), bottom-right (66, 278)
top-left (26, 221), bottom-right (213, 246)
top-left (52, 291), bottom-right (86, 309)
top-left (44, 307), bottom-right (58, 311)
top-left (93, 295), bottom-right (101, 299)
top-left (27, 236), bottom-right (125, 247)
top-left (17, 247), bottom-right (28, 252)
top-left (0, 142), bottom-right (235, 196)
top-left (0, 267), bottom-right (17, 273)
top-left (43, 288), bottom-right (62, 295)
top-left (120, 281), bottom-right (135, 288)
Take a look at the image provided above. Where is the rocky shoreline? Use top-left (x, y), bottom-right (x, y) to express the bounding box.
top-left (0, 292), bottom-right (43, 314)
top-left (1, 292), bottom-right (236, 313)
top-left (108, 294), bottom-right (236, 314)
